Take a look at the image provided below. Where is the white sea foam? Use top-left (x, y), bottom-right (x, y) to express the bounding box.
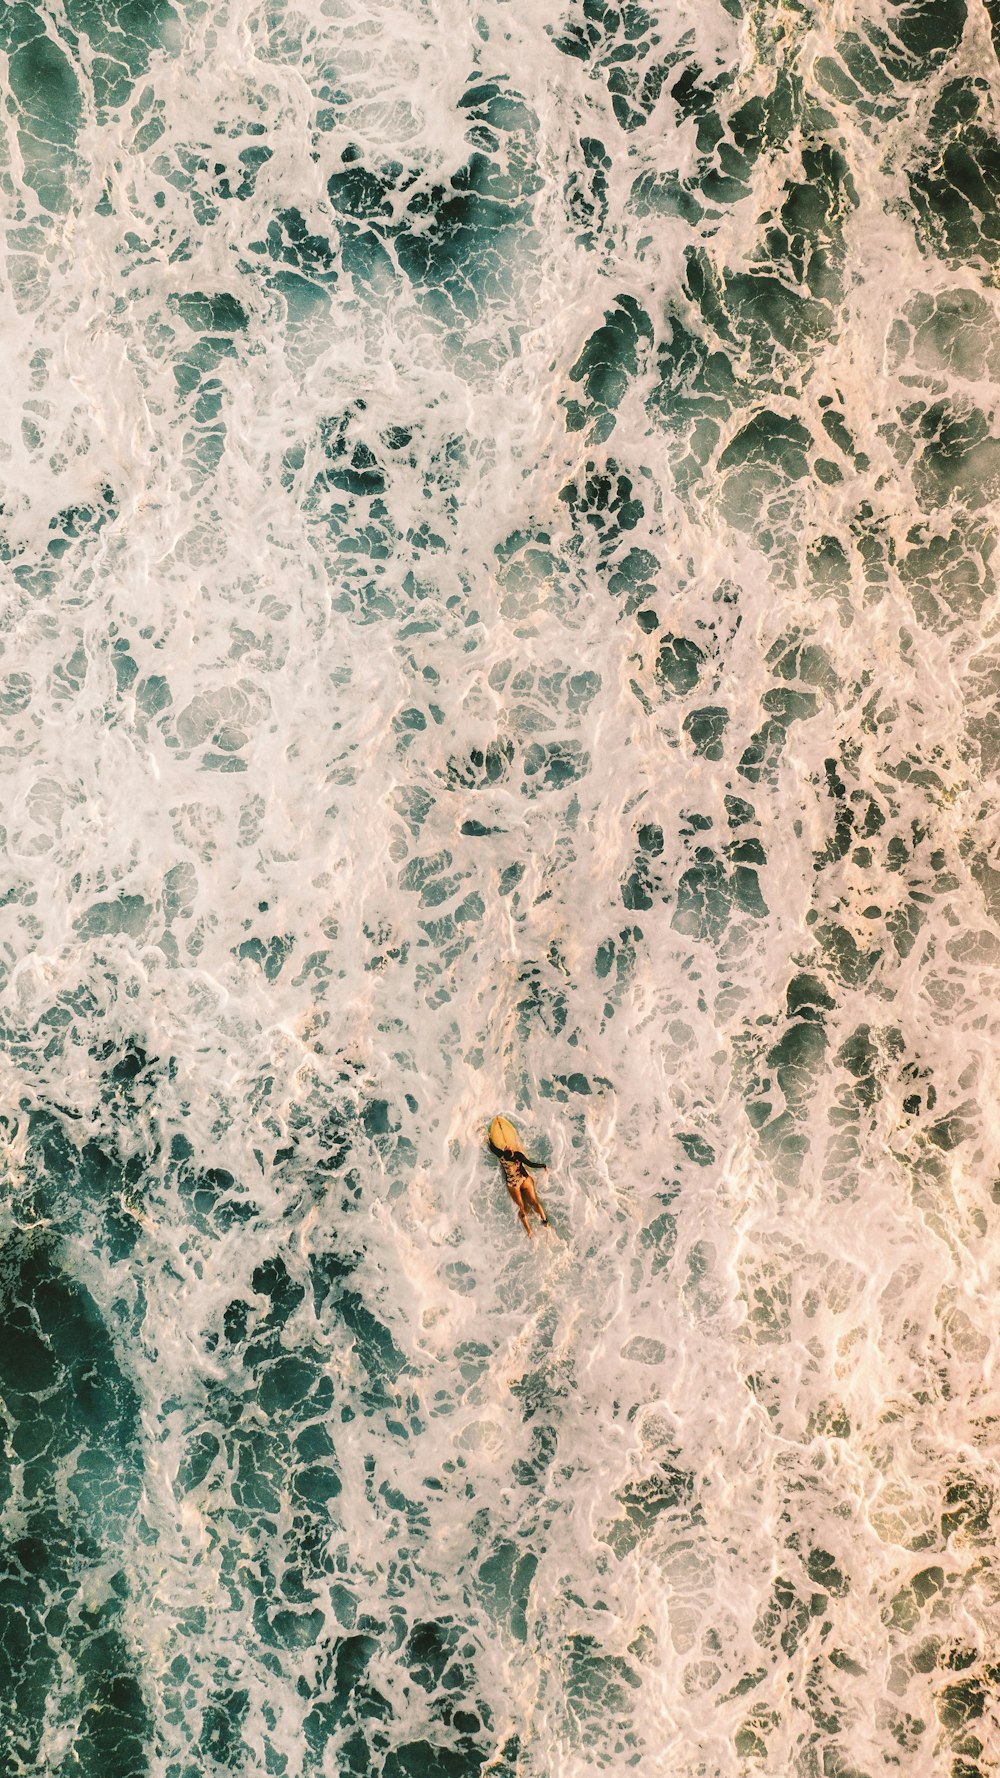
top-left (2, 0), bottom-right (1000, 1773)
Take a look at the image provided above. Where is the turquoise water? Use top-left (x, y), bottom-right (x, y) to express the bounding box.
top-left (2, 1), bottom-right (1000, 1773)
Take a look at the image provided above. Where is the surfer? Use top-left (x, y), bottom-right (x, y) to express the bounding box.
top-left (488, 1116), bottom-right (549, 1237)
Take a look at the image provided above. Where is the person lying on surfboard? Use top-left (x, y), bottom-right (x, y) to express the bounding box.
top-left (488, 1116), bottom-right (548, 1237)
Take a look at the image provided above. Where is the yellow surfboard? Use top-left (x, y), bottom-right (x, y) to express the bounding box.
top-left (489, 1116), bottom-right (520, 1151)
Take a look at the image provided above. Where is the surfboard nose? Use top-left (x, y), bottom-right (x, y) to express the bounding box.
top-left (489, 1114), bottom-right (520, 1151)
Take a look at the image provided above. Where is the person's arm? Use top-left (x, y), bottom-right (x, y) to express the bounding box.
top-left (489, 1137), bottom-right (547, 1168)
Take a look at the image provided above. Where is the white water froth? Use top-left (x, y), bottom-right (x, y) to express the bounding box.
top-left (2, 0), bottom-right (1000, 1774)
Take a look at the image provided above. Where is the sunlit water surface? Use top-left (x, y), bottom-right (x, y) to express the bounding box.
top-left (2, 1), bottom-right (1000, 1774)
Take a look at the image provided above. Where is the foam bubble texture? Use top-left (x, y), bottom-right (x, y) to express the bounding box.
top-left (2, 0), bottom-right (1000, 1773)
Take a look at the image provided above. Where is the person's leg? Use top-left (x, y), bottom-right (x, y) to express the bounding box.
top-left (508, 1182), bottom-right (532, 1236)
top-left (523, 1175), bottom-right (547, 1225)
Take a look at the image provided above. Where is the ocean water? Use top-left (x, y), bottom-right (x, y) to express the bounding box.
top-left (2, 0), bottom-right (1000, 1773)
